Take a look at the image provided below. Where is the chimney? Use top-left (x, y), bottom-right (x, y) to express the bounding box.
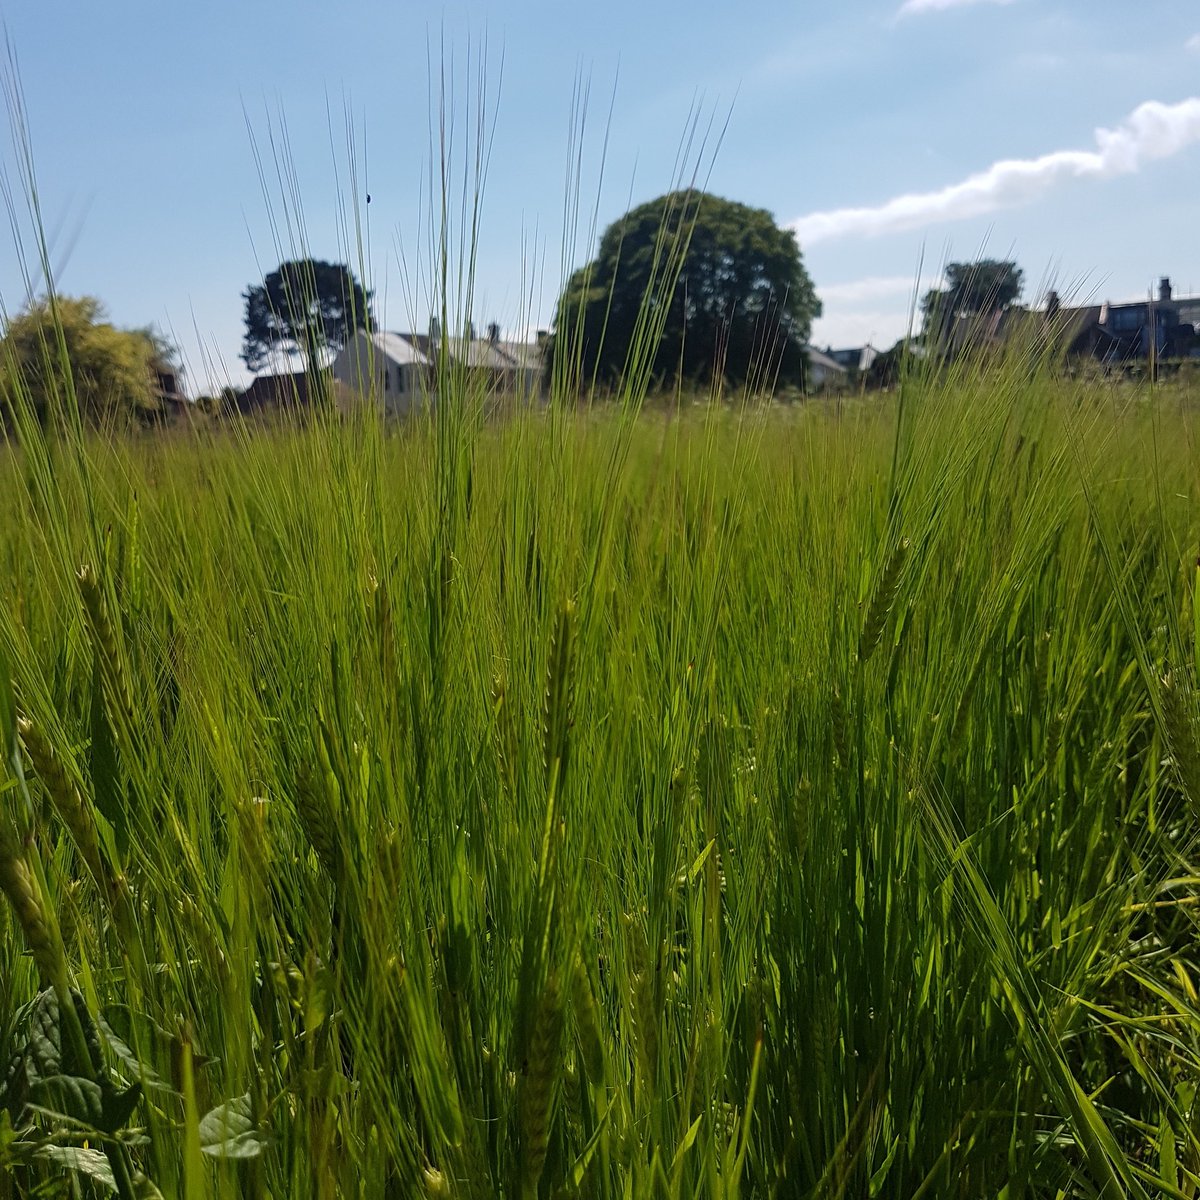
top-left (468, 321), bottom-right (477, 342)
top-left (536, 329), bottom-right (549, 346)
top-left (1159, 276), bottom-right (1173, 304)
top-left (429, 316), bottom-right (440, 341)
top-left (487, 321), bottom-right (500, 344)
top-left (1045, 290), bottom-right (1061, 319)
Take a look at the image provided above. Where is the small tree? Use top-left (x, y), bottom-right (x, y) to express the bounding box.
top-left (241, 259), bottom-right (373, 375)
top-left (0, 296), bottom-right (162, 428)
top-left (550, 190), bottom-right (821, 390)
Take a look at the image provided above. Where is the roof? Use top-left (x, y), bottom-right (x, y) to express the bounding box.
top-left (404, 333), bottom-right (514, 372)
top-left (237, 372), bottom-right (317, 412)
top-left (1051, 291), bottom-right (1200, 328)
top-left (804, 346), bottom-right (847, 374)
top-left (827, 345), bottom-right (880, 373)
top-left (367, 331), bottom-right (432, 367)
top-left (351, 329), bottom-right (545, 375)
top-left (1048, 304), bottom-right (1104, 340)
top-left (496, 340), bottom-right (544, 372)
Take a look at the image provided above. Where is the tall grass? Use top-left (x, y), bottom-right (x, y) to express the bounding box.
top-left (5, 62), bottom-right (1200, 1199)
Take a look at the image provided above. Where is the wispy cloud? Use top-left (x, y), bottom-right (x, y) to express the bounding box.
top-left (1013, 50), bottom-right (1065, 71)
top-left (897, 0), bottom-right (1016, 16)
top-left (1187, 33), bottom-right (1200, 53)
top-left (791, 97), bottom-right (1200, 245)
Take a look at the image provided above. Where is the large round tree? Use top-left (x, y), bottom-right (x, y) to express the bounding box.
top-left (241, 259), bottom-right (373, 375)
top-left (551, 190), bottom-right (820, 389)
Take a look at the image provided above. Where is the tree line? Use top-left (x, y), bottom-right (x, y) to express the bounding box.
top-left (2, 187), bottom-right (1030, 428)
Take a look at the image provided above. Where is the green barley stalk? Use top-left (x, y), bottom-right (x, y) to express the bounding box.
top-left (949, 654), bottom-right (982, 752)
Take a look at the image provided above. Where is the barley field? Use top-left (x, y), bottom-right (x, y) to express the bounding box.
top-left (2, 365), bottom-right (1200, 1198)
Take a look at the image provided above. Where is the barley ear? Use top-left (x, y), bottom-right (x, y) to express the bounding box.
top-left (18, 714), bottom-right (142, 963)
top-left (542, 600), bottom-right (577, 793)
top-left (519, 968), bottom-right (566, 1200)
top-left (859, 538), bottom-right (909, 663)
top-left (296, 760), bottom-right (341, 881)
top-left (1161, 669), bottom-right (1200, 813)
top-left (17, 716), bottom-right (107, 896)
top-left (571, 950), bottom-right (606, 1086)
top-left (625, 915), bottom-right (659, 1093)
top-left (831, 688), bottom-right (849, 767)
top-left (492, 671), bottom-right (520, 803)
top-left (77, 563), bottom-right (137, 737)
top-left (0, 835), bottom-right (60, 984)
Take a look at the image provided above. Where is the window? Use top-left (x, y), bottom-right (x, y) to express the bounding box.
top-left (384, 369), bottom-right (391, 392)
top-left (1110, 308), bottom-right (1143, 333)
top-left (396, 367), bottom-right (405, 394)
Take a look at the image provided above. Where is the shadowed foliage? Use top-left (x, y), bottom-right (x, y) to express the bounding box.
top-left (551, 190), bottom-right (821, 390)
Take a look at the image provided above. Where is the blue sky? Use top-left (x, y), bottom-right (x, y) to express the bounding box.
top-left (2, 0), bottom-right (1198, 391)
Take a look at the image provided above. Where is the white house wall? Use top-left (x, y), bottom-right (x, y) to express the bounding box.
top-left (332, 333), bottom-right (424, 415)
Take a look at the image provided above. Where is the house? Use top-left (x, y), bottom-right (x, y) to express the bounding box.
top-left (1045, 278), bottom-right (1199, 368)
top-left (826, 345), bottom-right (880, 377)
top-left (235, 371), bottom-right (320, 415)
top-left (332, 321), bottom-right (545, 413)
top-left (804, 346), bottom-right (848, 390)
top-left (143, 365), bottom-right (191, 423)
top-left (153, 366), bottom-right (186, 406)
top-left (935, 306), bottom-right (1034, 359)
top-left (332, 331), bottom-right (432, 415)
top-left (491, 328), bottom-right (546, 395)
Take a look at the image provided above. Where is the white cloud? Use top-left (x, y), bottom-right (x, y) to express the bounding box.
top-left (898, 0), bottom-right (1016, 16)
top-left (818, 275), bottom-right (922, 304)
top-left (810, 309), bottom-right (914, 352)
top-left (790, 97), bottom-right (1200, 245)
top-left (1187, 34), bottom-right (1200, 53)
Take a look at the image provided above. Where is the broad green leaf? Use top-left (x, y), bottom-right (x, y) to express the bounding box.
top-left (199, 1093), bottom-right (267, 1160)
top-left (39, 1145), bottom-right (116, 1191)
top-left (28, 1074), bottom-right (106, 1127)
